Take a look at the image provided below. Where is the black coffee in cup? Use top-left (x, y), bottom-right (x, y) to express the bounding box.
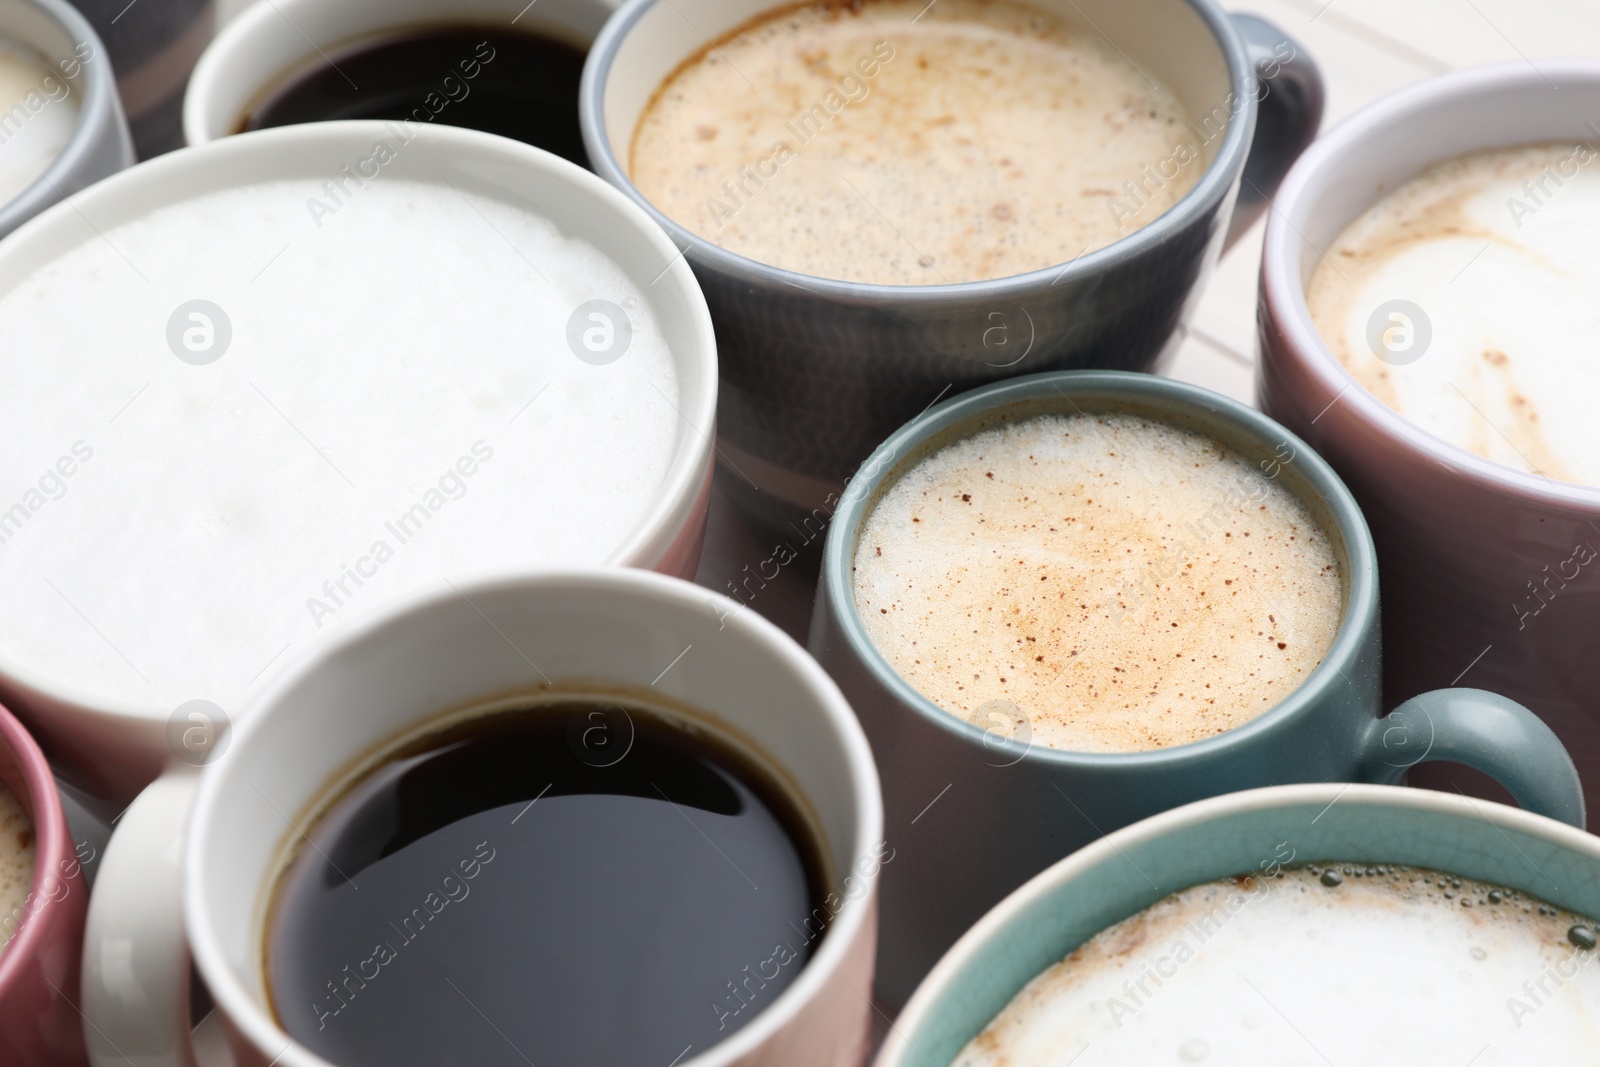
top-left (242, 26), bottom-right (588, 165)
top-left (265, 697), bottom-right (826, 1065)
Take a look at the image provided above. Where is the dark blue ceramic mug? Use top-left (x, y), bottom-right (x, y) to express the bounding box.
top-left (580, 0), bottom-right (1324, 532)
top-left (808, 370), bottom-right (1584, 1007)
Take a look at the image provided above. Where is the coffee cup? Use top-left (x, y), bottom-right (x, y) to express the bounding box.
top-left (0, 119), bottom-right (717, 810)
top-left (1257, 60), bottom-right (1600, 817)
top-left (809, 368), bottom-right (1584, 1007)
top-left (0, 0), bottom-right (133, 238)
top-left (580, 0), bottom-right (1323, 534)
top-left (0, 700), bottom-right (90, 1065)
top-left (184, 0), bottom-right (620, 152)
top-left (878, 781), bottom-right (1600, 1066)
top-left (79, 570), bottom-right (882, 1067)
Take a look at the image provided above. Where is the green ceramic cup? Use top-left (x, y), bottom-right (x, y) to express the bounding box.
top-left (809, 370), bottom-right (1585, 1006)
top-left (875, 782), bottom-right (1600, 1066)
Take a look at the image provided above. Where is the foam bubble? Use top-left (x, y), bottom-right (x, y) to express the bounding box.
top-left (631, 0), bottom-right (1201, 285)
top-left (852, 414), bottom-right (1342, 752)
top-left (1308, 141), bottom-right (1600, 485)
top-left (955, 866), bottom-right (1600, 1066)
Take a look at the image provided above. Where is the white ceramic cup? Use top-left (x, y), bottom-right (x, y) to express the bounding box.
top-left (0, 120), bottom-right (717, 812)
top-left (183, 0), bottom-right (617, 147)
top-left (0, 0), bottom-right (133, 237)
top-left (83, 570), bottom-right (883, 1067)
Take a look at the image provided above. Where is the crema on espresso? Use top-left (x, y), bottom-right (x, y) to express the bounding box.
top-left (632, 0), bottom-right (1202, 284)
top-left (852, 414), bottom-right (1342, 752)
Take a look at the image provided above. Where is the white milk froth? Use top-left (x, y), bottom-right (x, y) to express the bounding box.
top-left (1308, 142), bottom-right (1600, 485)
top-left (0, 34), bottom-right (79, 206)
top-left (955, 866), bottom-right (1600, 1067)
top-left (0, 178), bottom-right (680, 714)
top-left (852, 414), bottom-right (1342, 752)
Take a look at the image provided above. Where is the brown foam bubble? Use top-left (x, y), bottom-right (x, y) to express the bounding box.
top-left (0, 779), bottom-right (34, 955)
top-left (631, 0), bottom-right (1202, 285)
top-left (851, 414), bottom-right (1342, 752)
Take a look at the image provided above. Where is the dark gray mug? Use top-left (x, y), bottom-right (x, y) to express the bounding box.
top-left (580, 0), bottom-right (1323, 533)
top-left (0, 0), bottom-right (132, 237)
top-left (808, 370), bottom-right (1585, 1007)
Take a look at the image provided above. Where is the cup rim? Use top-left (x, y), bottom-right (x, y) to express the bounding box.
top-left (0, 700), bottom-right (73, 1001)
top-left (879, 781), bottom-right (1600, 1065)
top-left (0, 119), bottom-right (718, 729)
top-left (578, 0), bottom-right (1258, 300)
top-left (0, 0), bottom-right (126, 235)
top-left (819, 369), bottom-right (1378, 768)
top-left (185, 567), bottom-right (885, 1067)
top-left (1261, 57), bottom-right (1600, 507)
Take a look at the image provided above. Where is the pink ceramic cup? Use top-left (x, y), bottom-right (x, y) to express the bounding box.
top-left (1257, 60), bottom-right (1600, 811)
top-left (0, 701), bottom-right (89, 1066)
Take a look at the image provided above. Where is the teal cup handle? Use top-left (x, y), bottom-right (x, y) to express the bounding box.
top-left (1361, 687), bottom-right (1585, 827)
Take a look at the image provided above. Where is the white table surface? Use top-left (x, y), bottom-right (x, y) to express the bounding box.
top-left (160, 0), bottom-right (1600, 1059)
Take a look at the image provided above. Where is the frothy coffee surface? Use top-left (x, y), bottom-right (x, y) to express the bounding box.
top-left (632, 0), bottom-right (1201, 285)
top-left (0, 35), bottom-right (79, 206)
top-left (852, 415), bottom-right (1342, 752)
top-left (955, 865), bottom-right (1600, 1066)
top-left (1307, 142), bottom-right (1600, 485)
top-left (0, 780), bottom-right (34, 955)
top-left (0, 178), bottom-right (680, 715)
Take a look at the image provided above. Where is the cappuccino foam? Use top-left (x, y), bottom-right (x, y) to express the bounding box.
top-left (852, 414), bottom-right (1342, 752)
top-left (632, 0), bottom-right (1202, 285)
top-left (0, 177), bottom-right (681, 715)
top-left (0, 780), bottom-right (33, 955)
top-left (0, 35), bottom-right (78, 207)
top-left (955, 865), bottom-right (1600, 1066)
top-left (1307, 142), bottom-right (1600, 485)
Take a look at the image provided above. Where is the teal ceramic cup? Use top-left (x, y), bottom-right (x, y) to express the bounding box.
top-left (875, 782), bottom-right (1600, 1066)
top-left (808, 370), bottom-right (1584, 1007)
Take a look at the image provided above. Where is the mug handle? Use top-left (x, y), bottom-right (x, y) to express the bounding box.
top-left (1358, 688), bottom-right (1587, 829)
top-left (1224, 14), bottom-right (1326, 248)
top-left (81, 769), bottom-right (201, 1067)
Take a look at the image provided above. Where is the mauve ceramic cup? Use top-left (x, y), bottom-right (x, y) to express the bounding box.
top-left (82, 571), bottom-right (883, 1067)
top-left (0, 0), bottom-right (133, 238)
top-left (809, 369), bottom-right (1584, 1007)
top-left (1257, 60), bottom-right (1600, 816)
top-left (878, 783), bottom-right (1600, 1067)
top-left (581, 0), bottom-right (1324, 534)
top-left (0, 701), bottom-right (89, 1067)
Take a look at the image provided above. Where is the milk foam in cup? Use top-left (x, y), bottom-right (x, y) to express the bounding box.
top-left (954, 864), bottom-right (1600, 1065)
top-left (630, 0), bottom-right (1201, 285)
top-left (0, 34), bottom-right (79, 207)
top-left (0, 171), bottom-right (683, 717)
top-left (1307, 141), bottom-right (1600, 486)
top-left (851, 413), bottom-right (1343, 752)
